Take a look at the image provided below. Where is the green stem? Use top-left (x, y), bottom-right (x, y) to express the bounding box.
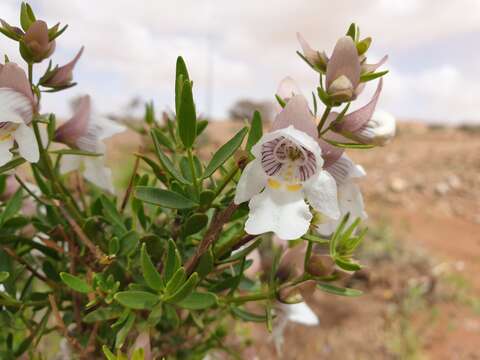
top-left (28, 63), bottom-right (33, 85)
top-left (212, 165), bottom-right (239, 201)
top-left (317, 106), bottom-right (332, 135)
top-left (304, 240), bottom-right (313, 271)
top-left (227, 291), bottom-right (272, 304)
top-left (187, 148), bottom-right (200, 197)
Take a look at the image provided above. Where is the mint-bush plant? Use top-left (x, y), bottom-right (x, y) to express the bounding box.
top-left (0, 4), bottom-right (393, 359)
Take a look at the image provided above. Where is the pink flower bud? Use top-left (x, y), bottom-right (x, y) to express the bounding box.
top-left (22, 20), bottom-right (56, 63)
top-left (42, 47), bottom-right (84, 88)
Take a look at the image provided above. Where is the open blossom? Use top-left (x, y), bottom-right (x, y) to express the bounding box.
top-left (0, 62), bottom-right (39, 166)
top-left (55, 95), bottom-right (125, 192)
top-left (316, 155), bottom-right (367, 235)
top-left (41, 46), bottom-right (84, 88)
top-left (234, 95), bottom-right (339, 240)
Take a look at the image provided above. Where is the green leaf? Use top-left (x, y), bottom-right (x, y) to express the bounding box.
top-left (102, 346), bottom-right (116, 360)
top-left (203, 127), bottom-right (248, 178)
top-left (317, 283), bottom-right (363, 297)
top-left (118, 230), bottom-right (139, 256)
top-left (196, 248), bottom-right (214, 278)
top-left (144, 101), bottom-right (155, 125)
top-left (20, 2), bottom-right (35, 31)
top-left (231, 306), bottom-right (267, 322)
top-left (147, 303), bottom-right (163, 327)
top-left (151, 128), bottom-right (175, 152)
top-left (115, 312), bottom-right (135, 349)
top-left (335, 258), bottom-right (361, 271)
top-left (135, 186), bottom-right (198, 209)
top-left (301, 234), bottom-right (329, 245)
top-left (0, 271), bottom-right (9, 282)
top-left (199, 190), bottom-right (215, 206)
top-left (177, 79), bottom-right (197, 148)
top-left (100, 195), bottom-right (127, 232)
top-left (175, 56), bottom-right (190, 115)
top-left (164, 239), bottom-right (181, 282)
top-left (322, 138), bottom-right (375, 149)
top-left (0, 188), bottom-right (23, 225)
top-left (182, 213), bottom-right (208, 237)
top-left (164, 272), bottom-right (198, 303)
top-left (317, 86), bottom-right (332, 106)
top-left (196, 119), bottom-right (208, 136)
top-left (360, 70), bottom-right (389, 82)
top-left (50, 149), bottom-right (102, 157)
top-left (356, 37), bottom-right (372, 55)
top-left (135, 153), bottom-right (166, 182)
top-left (165, 267), bottom-right (187, 295)
top-left (275, 94), bottom-right (286, 108)
top-left (141, 243), bottom-right (163, 291)
top-left (346, 23), bottom-right (357, 40)
top-left (60, 272), bottom-right (92, 294)
top-left (177, 291), bottom-right (217, 310)
top-left (217, 238), bottom-right (262, 265)
top-left (84, 306), bottom-right (124, 323)
top-left (246, 111), bottom-right (263, 152)
top-left (114, 291), bottom-right (159, 310)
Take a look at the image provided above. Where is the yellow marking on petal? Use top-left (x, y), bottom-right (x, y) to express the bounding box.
top-left (286, 183), bottom-right (302, 192)
top-left (0, 133), bottom-right (12, 141)
top-left (267, 178), bottom-right (282, 189)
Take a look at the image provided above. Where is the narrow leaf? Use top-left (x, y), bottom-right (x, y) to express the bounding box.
top-left (246, 111), bottom-right (263, 152)
top-left (164, 272), bottom-right (198, 303)
top-left (317, 283), bottom-right (363, 297)
top-left (141, 243), bottom-right (163, 291)
top-left (60, 272), bottom-right (92, 293)
top-left (203, 127), bottom-right (248, 178)
top-left (178, 79), bottom-right (197, 148)
top-left (135, 187), bottom-right (198, 209)
top-left (177, 291), bottom-right (217, 310)
top-left (114, 291), bottom-right (159, 310)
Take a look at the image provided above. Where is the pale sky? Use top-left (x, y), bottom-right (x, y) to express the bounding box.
top-left (1, 0), bottom-right (479, 123)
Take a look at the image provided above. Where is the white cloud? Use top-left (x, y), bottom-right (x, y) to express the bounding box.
top-left (0, 0), bottom-right (479, 123)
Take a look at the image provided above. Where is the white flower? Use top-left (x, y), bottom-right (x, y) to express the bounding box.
top-left (272, 301), bottom-right (319, 354)
top-left (353, 109), bottom-right (396, 146)
top-left (55, 95), bottom-right (125, 192)
top-left (0, 63), bottom-right (39, 166)
top-left (234, 95), bottom-right (339, 241)
top-left (316, 155), bottom-right (367, 235)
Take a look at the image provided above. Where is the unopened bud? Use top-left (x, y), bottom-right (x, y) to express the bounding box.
top-left (306, 254), bottom-right (335, 277)
top-left (21, 20), bottom-right (55, 63)
top-left (328, 75), bottom-right (354, 103)
top-left (40, 47), bottom-right (84, 88)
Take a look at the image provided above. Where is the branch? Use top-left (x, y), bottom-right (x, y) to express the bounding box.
top-left (55, 201), bottom-right (108, 264)
top-left (185, 201), bottom-right (239, 275)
